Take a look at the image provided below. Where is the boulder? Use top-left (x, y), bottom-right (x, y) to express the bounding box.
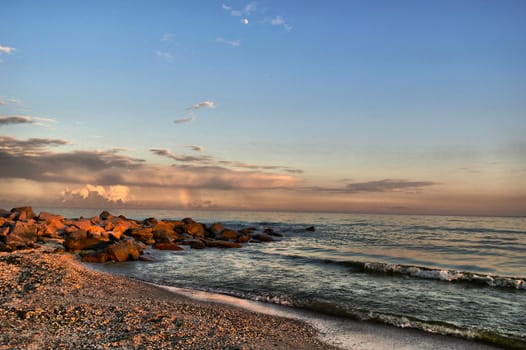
top-left (0, 209), bottom-right (10, 218)
top-left (0, 242), bottom-right (12, 252)
top-left (5, 221), bottom-right (40, 248)
top-left (63, 230), bottom-right (109, 251)
top-left (206, 240), bottom-right (242, 248)
top-left (153, 242), bottom-right (184, 251)
top-left (152, 221), bottom-right (179, 242)
top-left (184, 221), bottom-right (206, 237)
top-left (219, 229), bottom-right (238, 241)
top-left (181, 239), bottom-right (206, 249)
top-left (99, 210), bottom-right (113, 220)
top-left (251, 234), bottom-right (274, 242)
top-left (236, 233), bottom-right (251, 243)
top-left (142, 217), bottom-right (158, 227)
top-left (10, 207), bottom-right (36, 221)
top-left (0, 225), bottom-right (10, 237)
top-left (38, 212), bottom-right (64, 222)
top-left (238, 227), bottom-right (256, 235)
top-left (70, 219), bottom-right (93, 231)
top-left (125, 227), bottom-right (154, 244)
top-left (305, 226), bottom-right (316, 232)
top-left (105, 238), bottom-right (143, 262)
top-left (263, 228), bottom-right (283, 236)
top-left (81, 252), bottom-right (109, 263)
top-left (209, 223), bottom-right (224, 236)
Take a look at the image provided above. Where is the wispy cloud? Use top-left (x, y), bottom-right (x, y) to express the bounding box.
top-left (216, 37), bottom-right (241, 47)
top-left (174, 116), bottom-right (195, 124)
top-left (150, 148), bottom-right (213, 163)
top-left (156, 50), bottom-right (174, 62)
top-left (222, 2), bottom-right (256, 18)
top-left (186, 145), bottom-right (205, 152)
top-left (0, 115), bottom-right (56, 127)
top-left (269, 15), bottom-right (293, 31)
top-left (244, 2), bottom-right (257, 15)
top-left (307, 179), bottom-right (437, 194)
top-left (160, 32), bottom-right (175, 42)
top-left (187, 100), bottom-right (216, 110)
top-left (0, 45), bottom-right (15, 54)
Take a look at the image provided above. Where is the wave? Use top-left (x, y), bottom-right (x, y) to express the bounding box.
top-left (298, 300), bottom-right (526, 350)
top-left (156, 282), bottom-right (526, 350)
top-left (280, 254), bottom-right (526, 290)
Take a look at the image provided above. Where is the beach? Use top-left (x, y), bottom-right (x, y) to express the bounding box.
top-left (0, 248), bottom-right (335, 350)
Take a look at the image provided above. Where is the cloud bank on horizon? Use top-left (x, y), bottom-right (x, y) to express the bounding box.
top-left (0, 1), bottom-right (524, 216)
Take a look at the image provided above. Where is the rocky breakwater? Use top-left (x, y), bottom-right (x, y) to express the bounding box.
top-left (0, 207), bottom-right (280, 263)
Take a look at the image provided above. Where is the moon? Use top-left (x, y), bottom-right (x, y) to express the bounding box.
top-left (242, 18), bottom-right (249, 25)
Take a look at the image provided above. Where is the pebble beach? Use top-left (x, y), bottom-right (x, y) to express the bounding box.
top-left (0, 248), bottom-right (336, 350)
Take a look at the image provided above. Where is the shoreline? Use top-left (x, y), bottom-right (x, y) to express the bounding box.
top-left (1, 248), bottom-right (502, 350)
top-left (0, 248), bottom-right (335, 349)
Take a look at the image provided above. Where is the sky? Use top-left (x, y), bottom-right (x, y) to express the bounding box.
top-left (1, 0), bottom-right (525, 216)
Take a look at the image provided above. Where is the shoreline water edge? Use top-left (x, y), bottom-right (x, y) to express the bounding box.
top-left (0, 206), bottom-right (523, 349)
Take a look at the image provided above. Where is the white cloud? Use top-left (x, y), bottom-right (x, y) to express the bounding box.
top-left (216, 37), bottom-right (241, 47)
top-left (62, 184), bottom-right (130, 204)
top-left (244, 2), bottom-right (257, 14)
top-left (156, 50), bottom-right (174, 62)
top-left (222, 3), bottom-right (232, 10)
top-left (232, 10), bottom-right (242, 16)
top-left (0, 45), bottom-right (15, 54)
top-left (161, 33), bottom-right (175, 42)
top-left (187, 100), bottom-right (216, 110)
top-left (269, 16), bottom-right (292, 31)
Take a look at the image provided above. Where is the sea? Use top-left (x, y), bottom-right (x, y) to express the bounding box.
top-left (39, 208), bottom-right (526, 349)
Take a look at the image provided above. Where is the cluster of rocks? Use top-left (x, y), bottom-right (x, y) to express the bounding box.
top-left (0, 206), bottom-right (282, 263)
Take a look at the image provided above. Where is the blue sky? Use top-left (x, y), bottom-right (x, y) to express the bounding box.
top-left (1, 0), bottom-right (525, 215)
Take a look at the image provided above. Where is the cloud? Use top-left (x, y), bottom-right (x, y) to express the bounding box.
top-left (269, 15), bottom-right (292, 31)
top-left (186, 145), bottom-right (204, 152)
top-left (156, 50), bottom-right (174, 62)
top-left (0, 45), bottom-right (15, 54)
top-left (0, 97), bottom-right (21, 107)
top-left (244, 2), bottom-right (257, 14)
top-left (161, 33), bottom-right (175, 42)
top-left (174, 116), bottom-right (195, 124)
top-left (307, 179), bottom-right (437, 194)
top-left (0, 135), bottom-right (68, 155)
top-left (0, 115), bottom-right (56, 127)
top-left (61, 184), bottom-right (130, 207)
top-left (232, 10), bottom-right (242, 17)
top-left (149, 148), bottom-right (213, 163)
top-left (187, 100), bottom-right (216, 110)
top-left (216, 37), bottom-right (241, 47)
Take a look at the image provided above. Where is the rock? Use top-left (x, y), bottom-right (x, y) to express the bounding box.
top-left (152, 221), bottom-right (179, 243)
top-left (236, 234), bottom-right (251, 243)
top-left (5, 221), bottom-right (40, 248)
top-left (153, 242), bottom-right (184, 251)
top-left (99, 210), bottom-right (113, 220)
top-left (219, 229), bottom-right (238, 241)
top-left (263, 228), bottom-right (283, 236)
top-left (305, 226), bottom-right (316, 232)
top-left (0, 225), bottom-right (10, 237)
top-left (251, 234), bottom-right (274, 242)
top-left (206, 240), bottom-right (242, 248)
top-left (0, 208), bottom-right (10, 218)
top-left (142, 217), bottom-right (158, 227)
top-left (181, 239), bottom-right (206, 249)
top-left (238, 227), bottom-right (256, 235)
top-left (81, 251), bottom-right (109, 263)
top-left (105, 238), bottom-right (143, 262)
top-left (138, 255), bottom-right (155, 262)
top-left (0, 241), bottom-right (13, 252)
top-left (70, 219), bottom-right (93, 231)
top-left (209, 223), bottom-right (224, 236)
top-left (184, 221), bottom-right (206, 237)
top-left (125, 227), bottom-right (154, 244)
top-left (10, 207), bottom-right (36, 221)
top-left (38, 212), bottom-right (64, 221)
top-left (63, 230), bottom-right (109, 251)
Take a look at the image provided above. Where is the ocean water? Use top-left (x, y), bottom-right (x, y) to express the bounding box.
top-left (43, 208), bottom-right (526, 348)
